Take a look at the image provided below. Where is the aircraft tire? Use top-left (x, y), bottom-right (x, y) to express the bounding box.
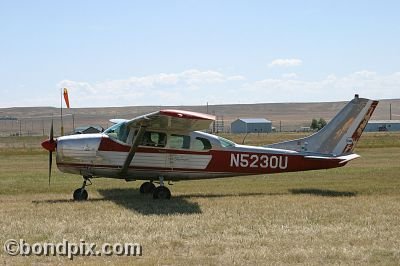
top-left (140, 182), bottom-right (156, 194)
top-left (153, 186), bottom-right (171, 199)
top-left (73, 188), bottom-right (88, 201)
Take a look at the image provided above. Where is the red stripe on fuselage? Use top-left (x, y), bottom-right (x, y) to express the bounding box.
top-left (207, 151), bottom-right (343, 174)
top-left (99, 137), bottom-right (130, 152)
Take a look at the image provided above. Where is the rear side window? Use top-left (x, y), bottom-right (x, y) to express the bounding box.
top-left (169, 134), bottom-right (190, 149)
top-left (192, 137), bottom-right (212, 151)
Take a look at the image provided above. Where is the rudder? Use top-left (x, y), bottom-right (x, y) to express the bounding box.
top-left (266, 95), bottom-right (379, 156)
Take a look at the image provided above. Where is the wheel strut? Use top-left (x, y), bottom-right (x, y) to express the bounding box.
top-left (81, 176), bottom-right (92, 190)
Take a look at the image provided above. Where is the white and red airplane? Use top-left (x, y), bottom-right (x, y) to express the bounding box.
top-left (41, 95), bottom-right (378, 200)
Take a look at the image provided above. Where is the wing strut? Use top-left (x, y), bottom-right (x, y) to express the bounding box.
top-left (120, 125), bottom-right (147, 176)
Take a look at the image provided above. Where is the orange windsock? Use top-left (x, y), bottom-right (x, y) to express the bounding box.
top-left (63, 88), bottom-right (70, 108)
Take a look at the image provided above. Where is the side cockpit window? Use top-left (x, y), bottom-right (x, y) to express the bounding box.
top-left (141, 131), bottom-right (167, 147)
top-left (105, 124), bottom-right (168, 148)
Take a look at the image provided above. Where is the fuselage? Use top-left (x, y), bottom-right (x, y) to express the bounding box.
top-left (54, 130), bottom-right (346, 181)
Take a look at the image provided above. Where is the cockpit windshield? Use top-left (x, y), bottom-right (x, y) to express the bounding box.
top-left (218, 136), bottom-right (236, 148)
top-left (104, 122), bottom-right (129, 143)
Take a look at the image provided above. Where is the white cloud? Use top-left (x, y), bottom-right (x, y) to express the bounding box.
top-left (57, 69), bottom-right (245, 107)
top-left (227, 75), bottom-right (246, 81)
top-left (3, 69), bottom-right (399, 107)
top-left (350, 70), bottom-right (377, 79)
top-left (238, 70), bottom-right (400, 103)
top-left (2, 69), bottom-right (390, 108)
top-left (281, 73), bottom-right (298, 79)
top-left (268, 58), bottom-right (303, 67)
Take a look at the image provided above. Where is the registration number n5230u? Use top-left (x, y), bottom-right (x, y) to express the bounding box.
top-left (230, 153), bottom-right (288, 169)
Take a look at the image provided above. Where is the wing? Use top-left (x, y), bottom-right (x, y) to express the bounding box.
top-left (110, 119), bottom-right (129, 124)
top-left (126, 109), bottom-right (216, 132)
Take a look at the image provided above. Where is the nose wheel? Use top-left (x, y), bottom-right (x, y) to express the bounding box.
top-left (73, 188), bottom-right (88, 201)
top-left (73, 176), bottom-right (91, 201)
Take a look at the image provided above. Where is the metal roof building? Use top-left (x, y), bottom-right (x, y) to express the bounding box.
top-left (231, 118), bottom-right (272, 133)
top-left (365, 120), bottom-right (400, 132)
top-left (74, 126), bottom-right (104, 134)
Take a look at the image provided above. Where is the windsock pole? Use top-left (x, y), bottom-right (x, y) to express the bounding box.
top-left (60, 88), bottom-right (64, 136)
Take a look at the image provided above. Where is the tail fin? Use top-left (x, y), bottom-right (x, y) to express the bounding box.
top-left (266, 95), bottom-right (379, 155)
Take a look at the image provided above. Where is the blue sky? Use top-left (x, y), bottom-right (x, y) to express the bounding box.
top-left (1, 0), bottom-right (399, 107)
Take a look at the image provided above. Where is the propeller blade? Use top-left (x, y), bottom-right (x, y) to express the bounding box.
top-left (50, 120), bottom-right (54, 141)
top-left (41, 120), bottom-right (56, 186)
top-left (48, 120), bottom-right (54, 186)
top-left (49, 150), bottom-right (52, 185)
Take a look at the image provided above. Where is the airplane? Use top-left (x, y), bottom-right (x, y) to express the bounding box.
top-left (41, 94), bottom-right (378, 200)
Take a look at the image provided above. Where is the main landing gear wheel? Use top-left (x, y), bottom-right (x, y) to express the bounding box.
top-left (139, 182), bottom-right (156, 194)
top-left (73, 188), bottom-right (88, 201)
top-left (152, 176), bottom-right (171, 200)
top-left (153, 186), bottom-right (171, 199)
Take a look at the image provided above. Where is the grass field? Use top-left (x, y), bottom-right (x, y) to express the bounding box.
top-left (0, 132), bottom-right (399, 265)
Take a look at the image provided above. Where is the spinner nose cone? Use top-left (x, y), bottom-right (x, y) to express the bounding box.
top-left (41, 139), bottom-right (57, 152)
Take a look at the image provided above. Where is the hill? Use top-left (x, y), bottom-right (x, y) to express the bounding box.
top-left (0, 98), bottom-right (399, 136)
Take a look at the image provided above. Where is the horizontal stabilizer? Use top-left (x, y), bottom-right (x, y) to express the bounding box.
top-left (336, 153), bottom-right (361, 164)
top-left (304, 153), bottom-right (360, 164)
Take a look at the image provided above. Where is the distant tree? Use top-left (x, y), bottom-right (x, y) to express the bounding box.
top-left (310, 118), bottom-right (327, 131)
top-left (310, 118), bottom-right (318, 130)
top-left (318, 118), bottom-right (327, 130)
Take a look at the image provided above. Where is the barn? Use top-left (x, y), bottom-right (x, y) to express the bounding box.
top-left (231, 118), bottom-right (272, 133)
top-left (74, 126), bottom-right (104, 134)
top-left (365, 120), bottom-right (400, 132)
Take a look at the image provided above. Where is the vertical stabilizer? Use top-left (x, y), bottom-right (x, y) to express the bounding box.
top-left (266, 95), bottom-right (379, 155)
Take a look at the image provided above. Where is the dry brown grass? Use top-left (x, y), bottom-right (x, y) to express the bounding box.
top-left (0, 133), bottom-right (400, 265)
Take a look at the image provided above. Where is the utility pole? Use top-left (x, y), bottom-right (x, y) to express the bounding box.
top-left (390, 103), bottom-right (392, 120)
top-left (72, 114), bottom-right (75, 133)
top-left (60, 88), bottom-right (64, 136)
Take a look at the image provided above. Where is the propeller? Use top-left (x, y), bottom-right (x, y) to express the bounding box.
top-left (41, 120), bottom-right (56, 186)
top-left (48, 120), bottom-right (53, 185)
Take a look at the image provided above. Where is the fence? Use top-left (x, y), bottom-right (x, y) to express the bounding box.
top-left (0, 115), bottom-right (312, 137)
top-left (0, 115), bottom-right (108, 137)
